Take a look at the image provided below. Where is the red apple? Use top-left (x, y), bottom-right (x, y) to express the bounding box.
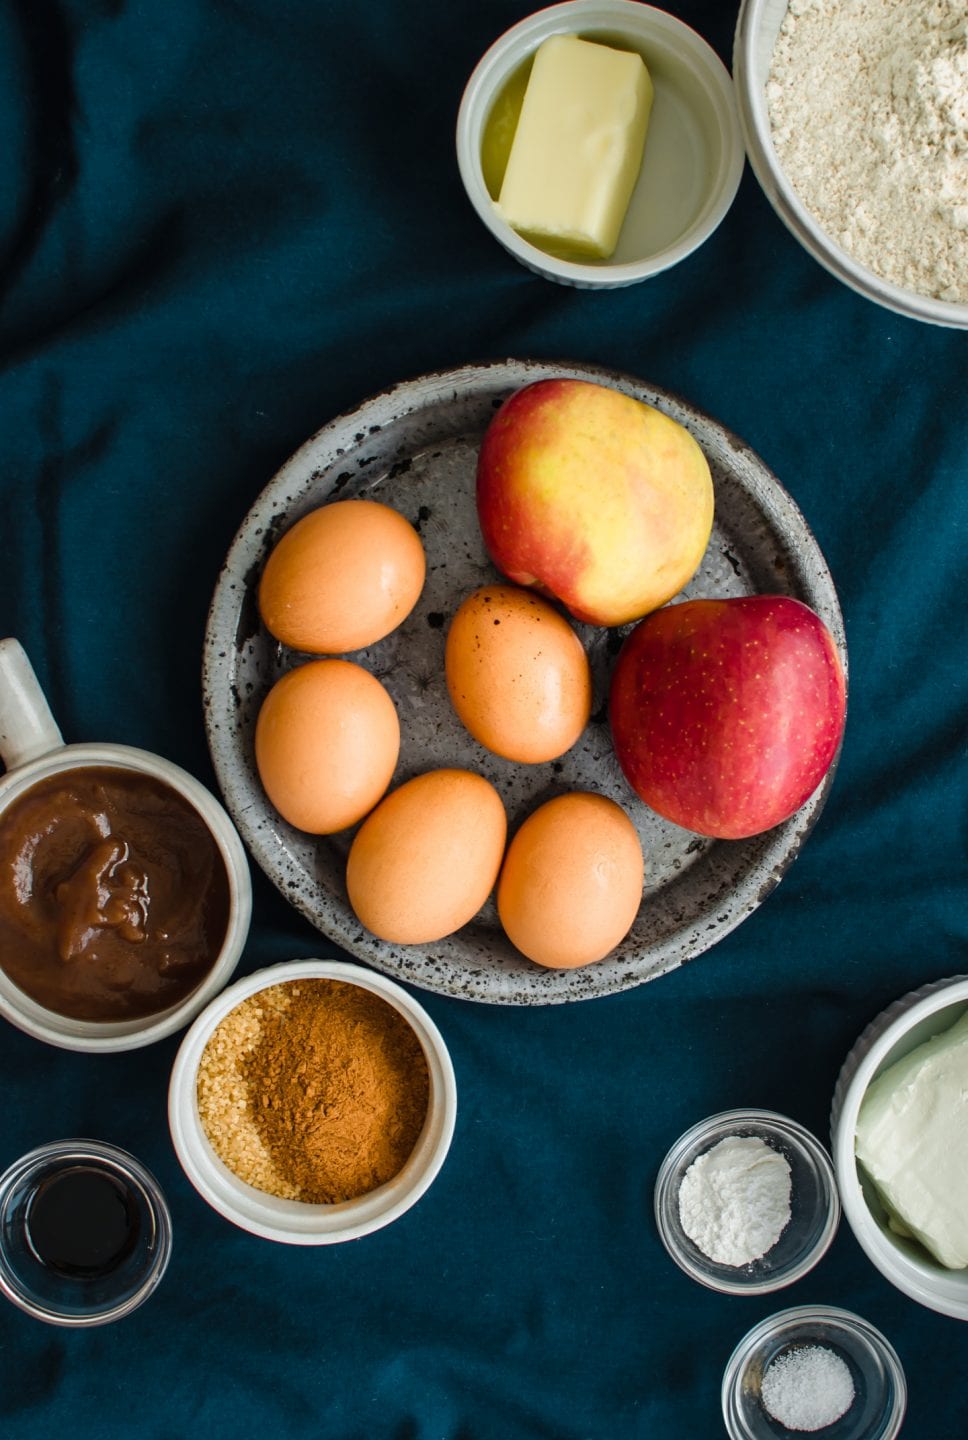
top-left (476, 378), bottom-right (713, 627)
top-left (609, 596), bottom-right (847, 839)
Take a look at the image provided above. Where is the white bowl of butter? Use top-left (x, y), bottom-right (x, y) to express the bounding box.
top-left (831, 975), bottom-right (968, 1320)
top-left (456, 0), bottom-right (745, 288)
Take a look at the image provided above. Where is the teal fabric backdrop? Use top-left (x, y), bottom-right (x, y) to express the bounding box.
top-left (1, 1), bottom-right (967, 1435)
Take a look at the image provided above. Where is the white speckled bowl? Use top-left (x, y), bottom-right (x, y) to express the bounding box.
top-left (733, 0), bottom-right (968, 328)
top-left (831, 975), bottom-right (968, 1321)
top-left (168, 959), bottom-right (457, 1245)
top-left (202, 358), bottom-right (848, 1006)
top-left (456, 0), bottom-right (745, 288)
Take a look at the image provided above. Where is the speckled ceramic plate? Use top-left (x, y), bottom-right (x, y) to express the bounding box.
top-left (203, 359), bottom-right (846, 1005)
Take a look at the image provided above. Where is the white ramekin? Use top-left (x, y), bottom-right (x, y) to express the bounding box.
top-left (831, 975), bottom-right (968, 1321)
top-left (168, 959), bottom-right (458, 1245)
top-left (456, 0), bottom-right (744, 289)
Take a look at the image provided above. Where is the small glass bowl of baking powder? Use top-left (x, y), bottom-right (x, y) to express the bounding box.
top-left (722, 1305), bottom-right (906, 1440)
top-left (653, 1108), bottom-right (840, 1295)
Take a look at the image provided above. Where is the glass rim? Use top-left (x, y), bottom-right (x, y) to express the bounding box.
top-left (0, 1138), bottom-right (173, 1327)
top-left (721, 1303), bottom-right (908, 1440)
top-left (653, 1108), bottom-right (841, 1295)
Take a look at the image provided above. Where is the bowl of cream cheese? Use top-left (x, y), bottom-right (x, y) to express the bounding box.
top-left (831, 975), bottom-right (968, 1321)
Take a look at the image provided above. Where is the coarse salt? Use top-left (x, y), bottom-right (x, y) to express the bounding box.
top-left (760, 1344), bottom-right (856, 1432)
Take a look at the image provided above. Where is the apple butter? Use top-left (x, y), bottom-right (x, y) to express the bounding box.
top-left (0, 766), bottom-right (231, 1021)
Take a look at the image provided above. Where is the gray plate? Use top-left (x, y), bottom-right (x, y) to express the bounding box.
top-left (203, 359), bottom-right (846, 1005)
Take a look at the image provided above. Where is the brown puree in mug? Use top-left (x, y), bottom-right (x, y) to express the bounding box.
top-left (0, 766), bottom-right (231, 1021)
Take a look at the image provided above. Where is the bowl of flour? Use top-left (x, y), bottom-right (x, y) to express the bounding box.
top-left (734, 0), bottom-right (968, 328)
top-left (653, 1108), bottom-right (840, 1295)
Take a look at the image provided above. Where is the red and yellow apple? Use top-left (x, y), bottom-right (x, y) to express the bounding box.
top-left (609, 595), bottom-right (847, 839)
top-left (476, 378), bottom-right (714, 628)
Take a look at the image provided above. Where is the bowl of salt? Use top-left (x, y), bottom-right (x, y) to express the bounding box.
top-left (722, 1305), bottom-right (906, 1440)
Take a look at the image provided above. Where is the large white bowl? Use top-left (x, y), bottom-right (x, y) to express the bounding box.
top-left (831, 975), bottom-right (968, 1320)
top-left (733, 0), bottom-right (968, 329)
top-left (169, 959), bottom-right (457, 1244)
top-left (457, 0), bottom-right (744, 288)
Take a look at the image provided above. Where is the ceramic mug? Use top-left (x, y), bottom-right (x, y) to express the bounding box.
top-left (0, 638), bottom-right (252, 1052)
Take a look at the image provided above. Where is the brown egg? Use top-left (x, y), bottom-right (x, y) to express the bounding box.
top-left (255, 659), bottom-right (399, 834)
top-left (258, 498), bottom-right (426, 653)
top-left (497, 792), bottom-right (644, 969)
top-left (346, 769), bottom-right (507, 944)
top-left (445, 584), bottom-right (592, 763)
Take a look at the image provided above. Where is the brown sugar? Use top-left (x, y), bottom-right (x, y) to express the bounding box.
top-left (196, 980), bottom-right (430, 1204)
top-left (196, 984), bottom-right (297, 1198)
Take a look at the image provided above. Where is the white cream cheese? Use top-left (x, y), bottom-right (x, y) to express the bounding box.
top-left (495, 34), bottom-right (653, 261)
top-left (855, 1008), bottom-right (968, 1269)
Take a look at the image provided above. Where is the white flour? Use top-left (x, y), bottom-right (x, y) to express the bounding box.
top-left (678, 1134), bottom-right (792, 1267)
top-left (767, 0), bottom-right (968, 303)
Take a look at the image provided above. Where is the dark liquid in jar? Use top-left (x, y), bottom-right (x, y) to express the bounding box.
top-left (25, 1167), bottom-right (140, 1278)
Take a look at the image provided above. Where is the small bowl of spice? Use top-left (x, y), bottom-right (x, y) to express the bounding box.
top-left (722, 1305), bottom-right (906, 1440)
top-left (733, 0), bottom-right (968, 327)
top-left (456, 0), bottom-right (744, 288)
top-left (168, 959), bottom-right (457, 1244)
top-left (653, 1108), bottom-right (840, 1295)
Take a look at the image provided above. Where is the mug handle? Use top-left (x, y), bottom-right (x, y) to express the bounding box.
top-left (0, 638), bottom-right (64, 772)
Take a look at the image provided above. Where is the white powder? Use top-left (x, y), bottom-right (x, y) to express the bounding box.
top-left (761, 1344), bottom-right (856, 1432)
top-left (677, 1134), bottom-right (792, 1267)
top-left (767, 0), bottom-right (968, 303)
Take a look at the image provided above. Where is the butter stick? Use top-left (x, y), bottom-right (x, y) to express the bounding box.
top-left (496, 34), bottom-right (654, 261)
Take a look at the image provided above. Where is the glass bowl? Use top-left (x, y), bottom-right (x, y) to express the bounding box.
top-left (0, 1139), bottom-right (173, 1326)
top-left (722, 1305), bottom-right (906, 1440)
top-left (654, 1108), bottom-right (839, 1294)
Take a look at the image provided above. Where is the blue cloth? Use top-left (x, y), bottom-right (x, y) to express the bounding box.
top-left (1, 1), bottom-right (967, 1436)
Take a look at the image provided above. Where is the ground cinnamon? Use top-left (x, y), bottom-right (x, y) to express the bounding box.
top-left (196, 979), bottom-right (430, 1204)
